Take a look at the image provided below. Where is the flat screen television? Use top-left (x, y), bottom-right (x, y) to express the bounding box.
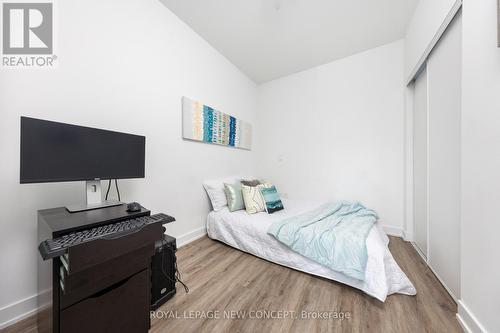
top-left (20, 116), bottom-right (146, 212)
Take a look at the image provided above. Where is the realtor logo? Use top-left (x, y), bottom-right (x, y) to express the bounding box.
top-left (2, 1), bottom-right (56, 67)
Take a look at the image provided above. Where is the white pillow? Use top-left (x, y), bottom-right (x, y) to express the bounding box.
top-left (203, 176), bottom-right (244, 211)
top-left (241, 183), bottom-right (271, 214)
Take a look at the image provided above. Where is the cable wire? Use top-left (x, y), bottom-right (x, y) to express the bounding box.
top-left (161, 240), bottom-right (189, 294)
top-left (105, 180), bottom-right (112, 200)
top-left (114, 179), bottom-right (121, 201)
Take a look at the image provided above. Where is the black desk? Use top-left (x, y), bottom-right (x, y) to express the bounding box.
top-left (37, 204), bottom-right (162, 333)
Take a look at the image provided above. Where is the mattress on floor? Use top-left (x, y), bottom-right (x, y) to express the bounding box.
top-left (206, 199), bottom-right (416, 302)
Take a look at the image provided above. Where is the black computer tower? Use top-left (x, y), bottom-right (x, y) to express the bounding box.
top-left (151, 234), bottom-right (177, 310)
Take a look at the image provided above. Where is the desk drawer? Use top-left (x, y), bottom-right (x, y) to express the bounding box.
top-left (60, 269), bottom-right (150, 333)
top-left (59, 245), bottom-right (153, 309)
top-left (63, 223), bottom-right (162, 275)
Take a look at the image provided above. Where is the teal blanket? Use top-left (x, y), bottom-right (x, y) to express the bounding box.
top-left (267, 202), bottom-right (377, 280)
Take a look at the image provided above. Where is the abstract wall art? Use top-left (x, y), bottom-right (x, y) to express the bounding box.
top-left (182, 96), bottom-right (252, 150)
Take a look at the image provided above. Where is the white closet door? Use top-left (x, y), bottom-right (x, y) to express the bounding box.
top-left (413, 68), bottom-right (428, 258)
top-left (427, 12), bottom-right (461, 299)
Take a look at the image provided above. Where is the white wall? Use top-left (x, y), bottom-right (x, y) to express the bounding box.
top-left (405, 0), bottom-right (461, 81)
top-left (255, 40), bottom-right (406, 233)
top-left (459, 0), bottom-right (500, 331)
top-left (0, 0), bottom-right (257, 327)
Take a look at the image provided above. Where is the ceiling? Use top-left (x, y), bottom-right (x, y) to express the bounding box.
top-left (160, 0), bottom-right (419, 83)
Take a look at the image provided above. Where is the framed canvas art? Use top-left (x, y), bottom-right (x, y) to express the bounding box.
top-left (182, 96), bottom-right (252, 150)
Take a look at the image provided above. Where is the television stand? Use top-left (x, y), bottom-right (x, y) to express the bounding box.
top-left (66, 180), bottom-right (123, 213)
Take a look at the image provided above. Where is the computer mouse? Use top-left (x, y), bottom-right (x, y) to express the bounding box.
top-left (127, 202), bottom-right (142, 212)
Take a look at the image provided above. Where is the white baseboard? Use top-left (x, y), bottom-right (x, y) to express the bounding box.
top-left (0, 289), bottom-right (50, 329)
top-left (402, 229), bottom-right (413, 242)
top-left (409, 242), bottom-right (459, 303)
top-left (383, 225), bottom-right (403, 237)
top-left (457, 301), bottom-right (487, 333)
top-left (410, 241), bottom-right (427, 263)
top-left (0, 228), bottom-right (207, 330)
top-left (175, 226), bottom-right (207, 248)
top-left (427, 262), bottom-right (458, 302)
top-left (408, 242), bottom-right (482, 332)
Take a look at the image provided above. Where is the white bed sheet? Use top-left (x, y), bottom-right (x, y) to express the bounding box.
top-left (206, 199), bottom-right (416, 302)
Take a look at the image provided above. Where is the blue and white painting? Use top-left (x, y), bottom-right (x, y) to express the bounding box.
top-left (182, 96), bottom-right (252, 150)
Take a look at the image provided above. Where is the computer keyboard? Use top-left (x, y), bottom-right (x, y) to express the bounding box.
top-left (39, 213), bottom-right (175, 260)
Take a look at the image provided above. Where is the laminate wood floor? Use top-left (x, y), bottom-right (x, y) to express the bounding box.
top-left (3, 236), bottom-right (462, 333)
top-left (149, 236), bottom-right (462, 333)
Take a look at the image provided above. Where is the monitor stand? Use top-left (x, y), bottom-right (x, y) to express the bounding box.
top-left (66, 180), bottom-right (123, 213)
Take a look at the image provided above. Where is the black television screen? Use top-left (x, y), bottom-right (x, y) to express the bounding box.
top-left (20, 117), bottom-right (145, 184)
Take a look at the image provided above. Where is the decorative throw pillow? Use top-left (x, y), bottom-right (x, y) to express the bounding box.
top-left (224, 183), bottom-right (245, 212)
top-left (241, 184), bottom-right (267, 214)
top-left (203, 177), bottom-right (242, 211)
top-left (259, 186), bottom-right (284, 214)
top-left (241, 179), bottom-right (261, 187)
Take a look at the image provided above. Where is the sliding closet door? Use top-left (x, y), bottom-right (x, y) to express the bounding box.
top-left (426, 12), bottom-right (461, 299)
top-left (413, 68), bottom-right (428, 258)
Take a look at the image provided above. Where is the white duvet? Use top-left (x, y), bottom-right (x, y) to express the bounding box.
top-left (206, 199), bottom-right (416, 302)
